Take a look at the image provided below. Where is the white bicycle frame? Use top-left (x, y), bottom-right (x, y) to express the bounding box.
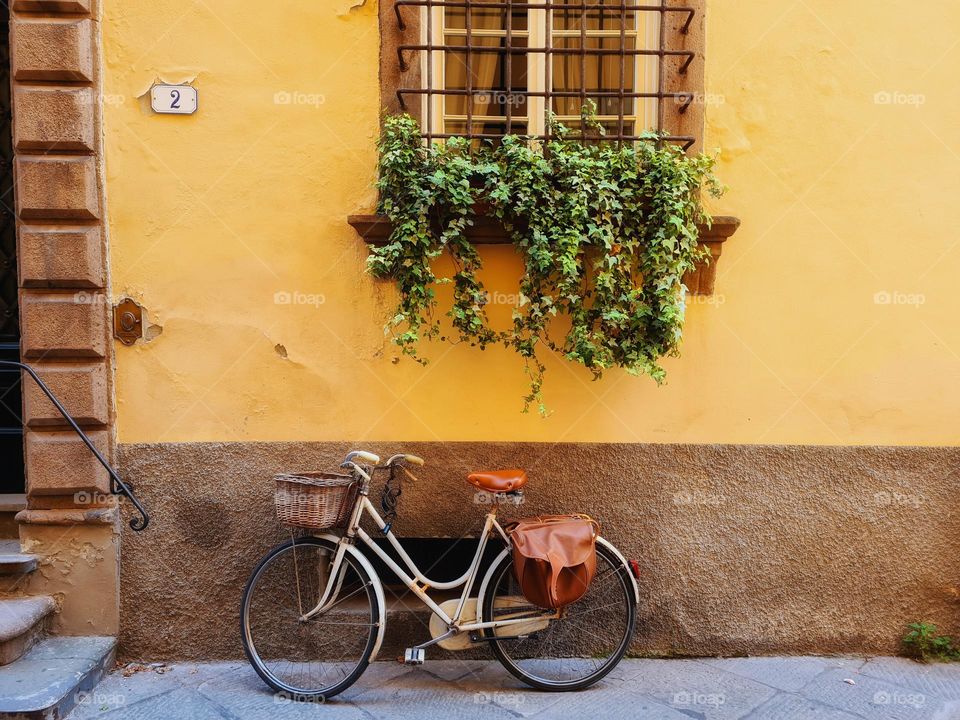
top-left (299, 462), bottom-right (558, 656)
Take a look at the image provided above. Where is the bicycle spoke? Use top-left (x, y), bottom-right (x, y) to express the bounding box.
top-left (313, 581), bottom-right (372, 615)
top-left (242, 539), bottom-right (378, 697)
top-left (485, 544), bottom-right (636, 689)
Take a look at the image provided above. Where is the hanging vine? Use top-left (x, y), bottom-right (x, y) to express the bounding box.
top-left (368, 111), bottom-right (723, 413)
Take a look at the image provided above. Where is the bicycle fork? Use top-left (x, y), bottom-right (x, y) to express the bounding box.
top-left (298, 541), bottom-right (352, 622)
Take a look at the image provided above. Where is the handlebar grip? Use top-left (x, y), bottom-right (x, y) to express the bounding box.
top-left (404, 454), bottom-right (425, 466)
top-left (346, 450), bottom-right (381, 465)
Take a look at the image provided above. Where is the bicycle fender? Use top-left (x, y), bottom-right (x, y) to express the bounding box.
top-left (316, 533), bottom-right (388, 661)
top-left (597, 537), bottom-right (640, 604)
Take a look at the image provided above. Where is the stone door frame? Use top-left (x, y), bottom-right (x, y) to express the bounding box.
top-left (10, 0), bottom-right (118, 634)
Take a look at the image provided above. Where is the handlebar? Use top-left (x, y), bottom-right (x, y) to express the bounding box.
top-left (343, 450), bottom-right (381, 465)
top-left (383, 454), bottom-right (423, 467)
top-left (341, 451), bottom-right (425, 468)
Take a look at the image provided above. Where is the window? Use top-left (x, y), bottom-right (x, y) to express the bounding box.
top-left (392, 1), bottom-right (700, 146)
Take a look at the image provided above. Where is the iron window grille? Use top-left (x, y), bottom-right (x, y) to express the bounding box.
top-left (393, 0), bottom-right (698, 147)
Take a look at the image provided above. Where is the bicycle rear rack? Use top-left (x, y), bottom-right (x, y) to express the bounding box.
top-left (0, 360), bottom-right (149, 531)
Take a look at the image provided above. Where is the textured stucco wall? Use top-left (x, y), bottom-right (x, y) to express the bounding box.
top-left (119, 442), bottom-right (960, 660)
top-left (100, 1), bottom-right (960, 446)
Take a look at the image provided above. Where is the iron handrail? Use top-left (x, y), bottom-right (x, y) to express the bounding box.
top-left (0, 360), bottom-right (149, 531)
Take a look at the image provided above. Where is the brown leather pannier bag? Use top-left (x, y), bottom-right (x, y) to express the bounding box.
top-left (505, 515), bottom-right (600, 609)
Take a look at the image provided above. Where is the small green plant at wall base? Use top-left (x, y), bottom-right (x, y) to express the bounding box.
top-left (368, 111), bottom-right (723, 413)
top-left (903, 622), bottom-right (960, 662)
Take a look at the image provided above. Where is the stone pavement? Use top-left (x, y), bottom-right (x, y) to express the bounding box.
top-left (64, 656), bottom-right (960, 719)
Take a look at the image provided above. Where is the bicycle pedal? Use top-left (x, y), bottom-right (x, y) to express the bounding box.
top-left (402, 647), bottom-right (425, 665)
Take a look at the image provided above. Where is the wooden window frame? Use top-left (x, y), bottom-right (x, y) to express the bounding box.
top-left (381, 0), bottom-right (707, 151)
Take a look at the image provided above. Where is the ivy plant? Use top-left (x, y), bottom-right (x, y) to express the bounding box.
top-left (368, 111), bottom-right (723, 413)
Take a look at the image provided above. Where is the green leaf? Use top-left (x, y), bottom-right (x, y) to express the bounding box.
top-left (373, 110), bottom-right (722, 411)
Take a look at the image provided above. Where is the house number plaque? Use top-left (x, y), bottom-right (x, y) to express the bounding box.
top-left (150, 84), bottom-right (198, 115)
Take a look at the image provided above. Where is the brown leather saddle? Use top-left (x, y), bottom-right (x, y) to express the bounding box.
top-left (466, 469), bottom-right (528, 494)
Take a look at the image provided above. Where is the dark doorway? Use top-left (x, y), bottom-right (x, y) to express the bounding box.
top-left (0, 5), bottom-right (23, 495)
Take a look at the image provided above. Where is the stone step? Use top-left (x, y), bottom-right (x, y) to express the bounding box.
top-left (0, 540), bottom-right (38, 577)
top-left (0, 596), bottom-right (56, 666)
top-left (0, 636), bottom-right (115, 720)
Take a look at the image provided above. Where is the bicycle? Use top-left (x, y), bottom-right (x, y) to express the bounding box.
top-left (241, 450), bottom-right (639, 700)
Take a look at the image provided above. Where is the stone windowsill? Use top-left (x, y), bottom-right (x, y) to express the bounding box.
top-left (348, 213), bottom-right (740, 296)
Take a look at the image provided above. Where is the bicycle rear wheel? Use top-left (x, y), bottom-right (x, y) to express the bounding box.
top-left (482, 540), bottom-right (637, 691)
top-left (241, 536), bottom-right (379, 700)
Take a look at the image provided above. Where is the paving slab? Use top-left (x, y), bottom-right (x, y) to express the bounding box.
top-left (537, 685), bottom-right (689, 719)
top-left (92, 688), bottom-right (229, 720)
top-left (196, 664), bottom-right (369, 720)
top-left (799, 667), bottom-right (958, 720)
top-left (743, 693), bottom-right (865, 719)
top-left (448, 660), bottom-right (570, 717)
top-left (66, 675), bottom-right (178, 720)
top-left (698, 656), bottom-right (861, 692)
top-left (164, 662), bottom-right (248, 689)
top-left (349, 665), bottom-right (519, 720)
top-left (615, 658), bottom-right (779, 718)
top-left (859, 656), bottom-right (960, 701)
top-left (59, 656), bottom-right (960, 720)
top-left (421, 658), bottom-right (489, 682)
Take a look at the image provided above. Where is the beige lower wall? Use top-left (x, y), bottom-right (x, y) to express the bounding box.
top-left (117, 441), bottom-right (960, 660)
top-left (19, 522), bottom-right (119, 636)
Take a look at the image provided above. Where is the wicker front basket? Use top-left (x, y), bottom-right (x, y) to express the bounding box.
top-left (274, 472), bottom-right (359, 530)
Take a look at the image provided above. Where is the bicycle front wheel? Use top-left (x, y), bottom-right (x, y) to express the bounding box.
top-left (482, 540), bottom-right (637, 691)
top-left (241, 536), bottom-right (379, 700)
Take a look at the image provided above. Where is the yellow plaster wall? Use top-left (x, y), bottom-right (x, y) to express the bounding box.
top-left (102, 1), bottom-right (960, 445)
